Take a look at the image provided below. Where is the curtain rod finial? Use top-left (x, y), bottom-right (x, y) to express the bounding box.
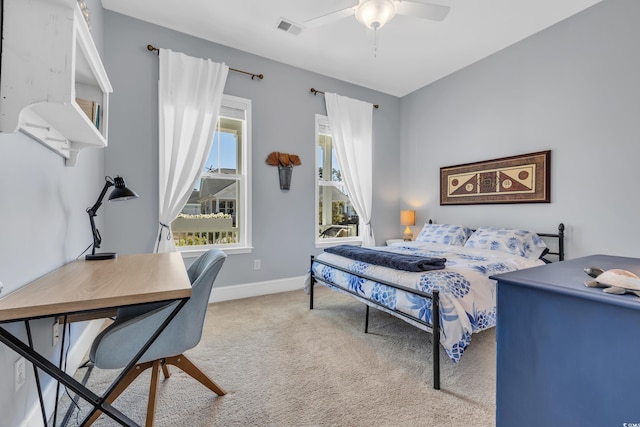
top-left (147, 44), bottom-right (159, 55)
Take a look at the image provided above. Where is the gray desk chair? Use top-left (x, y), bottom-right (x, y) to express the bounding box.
top-left (87, 249), bottom-right (227, 426)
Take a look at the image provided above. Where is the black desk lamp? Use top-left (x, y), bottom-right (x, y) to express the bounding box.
top-left (86, 176), bottom-right (139, 260)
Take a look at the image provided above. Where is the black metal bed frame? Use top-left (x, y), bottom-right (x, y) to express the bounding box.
top-left (309, 223), bottom-right (565, 390)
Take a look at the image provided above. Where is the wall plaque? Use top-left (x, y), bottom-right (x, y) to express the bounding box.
top-left (440, 150), bottom-right (550, 205)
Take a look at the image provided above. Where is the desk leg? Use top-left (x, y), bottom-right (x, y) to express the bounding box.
top-left (52, 315), bottom-right (69, 427)
top-left (0, 325), bottom-right (138, 426)
top-left (24, 321), bottom-right (48, 427)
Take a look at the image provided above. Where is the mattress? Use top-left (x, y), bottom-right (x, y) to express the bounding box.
top-left (310, 241), bottom-right (544, 362)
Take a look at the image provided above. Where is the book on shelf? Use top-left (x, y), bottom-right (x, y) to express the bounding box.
top-left (76, 97), bottom-right (100, 129)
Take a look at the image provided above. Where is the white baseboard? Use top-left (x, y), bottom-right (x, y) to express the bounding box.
top-left (209, 275), bottom-right (305, 303)
top-left (23, 319), bottom-right (104, 427)
top-left (22, 276), bottom-right (304, 425)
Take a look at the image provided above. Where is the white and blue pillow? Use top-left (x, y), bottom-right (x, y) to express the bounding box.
top-left (415, 223), bottom-right (473, 246)
top-left (464, 227), bottom-right (547, 260)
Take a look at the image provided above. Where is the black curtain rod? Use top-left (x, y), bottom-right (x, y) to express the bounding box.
top-left (310, 88), bottom-right (379, 109)
top-left (146, 44), bottom-right (264, 80)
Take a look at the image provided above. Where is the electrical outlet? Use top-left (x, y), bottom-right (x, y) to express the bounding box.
top-left (254, 259), bottom-right (261, 270)
top-left (14, 357), bottom-right (26, 392)
top-left (0, 280), bottom-right (3, 295)
top-left (52, 321), bottom-right (60, 346)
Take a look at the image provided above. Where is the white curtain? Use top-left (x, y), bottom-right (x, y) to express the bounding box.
top-left (155, 49), bottom-right (229, 253)
top-left (324, 92), bottom-right (375, 247)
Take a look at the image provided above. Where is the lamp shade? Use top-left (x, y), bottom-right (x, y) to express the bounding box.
top-left (400, 210), bottom-right (415, 241)
top-left (355, 0), bottom-right (397, 29)
top-left (400, 210), bottom-right (415, 226)
top-left (109, 176), bottom-right (139, 201)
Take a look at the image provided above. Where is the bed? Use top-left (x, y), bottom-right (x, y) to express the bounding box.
top-left (307, 222), bottom-right (565, 389)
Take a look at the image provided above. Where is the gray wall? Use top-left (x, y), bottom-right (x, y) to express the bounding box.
top-left (3, 0), bottom-right (637, 423)
top-left (0, 5), bottom-right (400, 422)
top-left (0, 1), bottom-right (106, 424)
top-left (401, 0), bottom-right (640, 259)
top-left (101, 12), bottom-right (402, 287)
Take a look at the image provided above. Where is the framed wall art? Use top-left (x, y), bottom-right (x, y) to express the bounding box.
top-left (440, 150), bottom-right (550, 205)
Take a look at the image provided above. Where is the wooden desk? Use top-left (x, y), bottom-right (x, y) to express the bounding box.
top-left (0, 253), bottom-right (191, 321)
top-left (0, 252), bottom-right (192, 426)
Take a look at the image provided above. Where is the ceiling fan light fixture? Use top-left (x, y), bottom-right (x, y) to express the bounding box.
top-left (355, 0), bottom-right (397, 30)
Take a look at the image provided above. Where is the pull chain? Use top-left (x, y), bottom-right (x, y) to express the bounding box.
top-left (373, 26), bottom-right (378, 58)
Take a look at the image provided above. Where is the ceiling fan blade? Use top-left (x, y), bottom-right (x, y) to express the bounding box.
top-left (304, 2), bottom-right (358, 28)
top-left (395, 1), bottom-right (451, 22)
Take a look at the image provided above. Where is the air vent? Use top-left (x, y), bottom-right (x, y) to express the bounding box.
top-left (276, 18), bottom-right (303, 36)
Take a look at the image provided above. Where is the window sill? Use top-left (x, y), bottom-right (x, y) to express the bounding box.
top-left (177, 245), bottom-right (253, 259)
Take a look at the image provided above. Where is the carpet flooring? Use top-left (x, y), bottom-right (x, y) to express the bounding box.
top-left (55, 285), bottom-right (496, 426)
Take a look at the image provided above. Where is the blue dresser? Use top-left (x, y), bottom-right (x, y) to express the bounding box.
top-left (492, 255), bottom-right (640, 427)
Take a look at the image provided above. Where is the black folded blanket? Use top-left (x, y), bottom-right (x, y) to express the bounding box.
top-left (324, 245), bottom-right (446, 272)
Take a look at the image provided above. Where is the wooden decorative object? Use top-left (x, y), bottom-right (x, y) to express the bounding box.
top-left (265, 152), bottom-right (301, 190)
top-left (265, 151), bottom-right (301, 167)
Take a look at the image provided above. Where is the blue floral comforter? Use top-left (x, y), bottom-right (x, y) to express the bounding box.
top-left (310, 242), bottom-right (543, 362)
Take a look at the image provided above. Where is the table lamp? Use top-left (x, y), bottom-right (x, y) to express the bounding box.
top-left (86, 176), bottom-right (139, 260)
top-left (400, 210), bottom-right (415, 241)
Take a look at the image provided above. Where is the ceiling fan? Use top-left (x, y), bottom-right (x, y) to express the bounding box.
top-left (303, 0), bottom-right (451, 30)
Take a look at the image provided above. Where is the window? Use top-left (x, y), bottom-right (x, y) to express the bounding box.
top-left (315, 114), bottom-right (360, 246)
top-left (173, 95), bottom-right (252, 254)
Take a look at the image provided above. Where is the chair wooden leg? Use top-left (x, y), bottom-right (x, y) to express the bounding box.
top-left (86, 356), bottom-right (223, 426)
top-left (85, 361), bottom-right (154, 426)
top-left (165, 354), bottom-right (226, 396)
top-left (161, 361), bottom-right (171, 379)
top-left (145, 360), bottom-right (162, 427)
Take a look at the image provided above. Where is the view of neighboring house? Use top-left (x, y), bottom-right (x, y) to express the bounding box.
top-left (173, 169), bottom-right (238, 246)
top-left (185, 169), bottom-right (236, 220)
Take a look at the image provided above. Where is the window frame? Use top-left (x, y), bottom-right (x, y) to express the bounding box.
top-left (176, 94), bottom-right (253, 258)
top-left (315, 114), bottom-right (362, 248)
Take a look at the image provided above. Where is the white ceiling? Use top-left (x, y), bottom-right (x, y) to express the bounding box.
top-left (101, 0), bottom-right (601, 97)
